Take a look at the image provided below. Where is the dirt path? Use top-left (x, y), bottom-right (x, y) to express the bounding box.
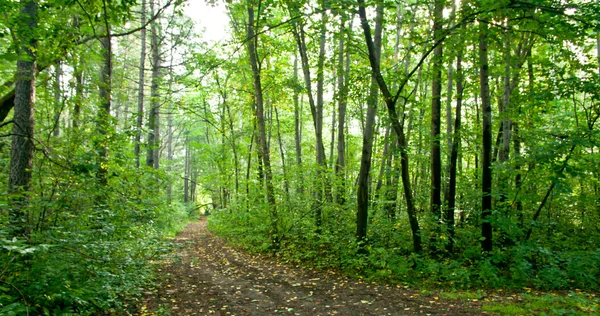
top-left (138, 218), bottom-right (485, 315)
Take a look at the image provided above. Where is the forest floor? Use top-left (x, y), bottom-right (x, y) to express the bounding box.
top-left (135, 217), bottom-right (484, 315)
top-left (134, 217), bottom-right (597, 315)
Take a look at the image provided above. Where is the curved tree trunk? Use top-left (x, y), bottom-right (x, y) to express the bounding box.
top-left (356, 0), bottom-right (383, 248)
top-left (357, 0), bottom-right (422, 253)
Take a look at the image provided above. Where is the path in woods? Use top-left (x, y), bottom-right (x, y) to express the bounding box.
top-left (137, 217), bottom-right (485, 315)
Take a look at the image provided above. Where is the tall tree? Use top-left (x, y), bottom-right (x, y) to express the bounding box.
top-left (53, 62), bottom-right (62, 136)
top-left (9, 0), bottom-right (38, 238)
top-left (335, 14), bottom-right (351, 204)
top-left (247, 2), bottom-right (278, 247)
top-left (293, 56), bottom-right (304, 195)
top-left (96, 18), bottom-right (112, 186)
top-left (146, 0), bottom-right (161, 169)
top-left (356, 0), bottom-right (383, 248)
top-left (289, 0), bottom-right (328, 231)
top-left (357, 0), bottom-right (422, 253)
top-left (479, 16), bottom-right (493, 252)
top-left (135, 0), bottom-right (147, 169)
top-left (430, 0), bottom-right (444, 228)
top-left (443, 22), bottom-right (465, 254)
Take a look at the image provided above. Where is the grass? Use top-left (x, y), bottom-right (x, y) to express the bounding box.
top-left (480, 291), bottom-right (598, 315)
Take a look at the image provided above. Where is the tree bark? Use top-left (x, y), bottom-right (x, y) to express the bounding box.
top-left (356, 0), bottom-right (383, 248)
top-left (146, 0), bottom-right (160, 169)
top-left (53, 61), bottom-right (62, 136)
top-left (289, 1), bottom-right (328, 231)
top-left (275, 107), bottom-right (290, 197)
top-left (443, 24), bottom-right (464, 254)
top-left (479, 18), bottom-right (493, 252)
top-left (357, 0), bottom-right (422, 253)
top-left (9, 0), bottom-right (38, 238)
top-left (293, 56), bottom-right (304, 195)
top-left (96, 13), bottom-right (112, 186)
top-left (135, 0), bottom-right (147, 169)
top-left (430, 0), bottom-right (444, 226)
top-left (184, 135), bottom-right (190, 202)
top-left (335, 15), bottom-right (350, 204)
top-left (247, 3), bottom-right (279, 247)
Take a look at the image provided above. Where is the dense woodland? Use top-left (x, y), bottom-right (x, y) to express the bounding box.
top-left (0, 0), bottom-right (599, 314)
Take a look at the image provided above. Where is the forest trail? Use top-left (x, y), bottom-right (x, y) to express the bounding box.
top-left (138, 217), bottom-right (484, 315)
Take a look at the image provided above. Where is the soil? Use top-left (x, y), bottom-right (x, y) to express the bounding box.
top-left (137, 217), bottom-right (487, 315)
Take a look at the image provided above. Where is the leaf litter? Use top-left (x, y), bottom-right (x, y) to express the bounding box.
top-left (136, 218), bottom-right (485, 315)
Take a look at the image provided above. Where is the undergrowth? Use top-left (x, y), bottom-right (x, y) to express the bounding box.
top-left (207, 201), bottom-right (600, 293)
top-left (0, 166), bottom-right (197, 315)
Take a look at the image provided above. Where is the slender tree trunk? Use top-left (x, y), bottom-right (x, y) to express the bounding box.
top-left (329, 71), bottom-right (336, 169)
top-left (9, 0), bottom-right (38, 238)
top-left (146, 0), bottom-right (160, 169)
top-left (184, 135), bottom-right (190, 202)
top-left (53, 61), bottom-right (62, 136)
top-left (335, 15), bottom-right (350, 204)
top-left (430, 0), bottom-right (444, 227)
top-left (443, 24), bottom-right (464, 254)
top-left (357, 0), bottom-right (422, 253)
top-left (135, 0), bottom-right (147, 169)
top-left (96, 16), bottom-right (112, 186)
top-left (290, 1), bottom-right (329, 231)
top-left (73, 63), bottom-right (83, 129)
top-left (443, 0), bottom-right (456, 203)
top-left (525, 146), bottom-right (576, 241)
top-left (314, 0), bottom-right (330, 223)
top-left (356, 0), bottom-right (383, 248)
top-left (247, 4), bottom-right (278, 247)
top-left (479, 18), bottom-right (493, 252)
top-left (226, 98), bottom-right (240, 194)
top-left (293, 56), bottom-right (304, 195)
top-left (275, 107), bottom-right (290, 197)
top-left (166, 32), bottom-right (175, 202)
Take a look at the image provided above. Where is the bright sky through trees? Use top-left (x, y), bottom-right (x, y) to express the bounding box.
top-left (186, 0), bottom-right (229, 42)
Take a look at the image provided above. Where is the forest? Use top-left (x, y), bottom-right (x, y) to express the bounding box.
top-left (0, 0), bottom-right (599, 314)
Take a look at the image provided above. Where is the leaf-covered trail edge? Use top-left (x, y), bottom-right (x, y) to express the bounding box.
top-left (137, 217), bottom-right (485, 315)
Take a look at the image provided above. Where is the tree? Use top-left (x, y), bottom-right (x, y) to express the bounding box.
top-left (135, 0), bottom-right (147, 169)
top-left (8, 0), bottom-right (38, 238)
top-left (247, 1), bottom-right (278, 247)
top-left (356, 0), bottom-right (383, 248)
top-left (357, 0), bottom-right (422, 253)
top-left (479, 16), bottom-right (493, 252)
top-left (146, 0), bottom-right (161, 169)
top-left (288, 0), bottom-right (329, 231)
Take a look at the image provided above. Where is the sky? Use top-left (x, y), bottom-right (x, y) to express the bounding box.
top-left (184, 0), bottom-right (230, 43)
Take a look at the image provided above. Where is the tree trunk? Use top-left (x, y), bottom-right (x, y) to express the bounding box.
top-left (184, 135), bottom-right (190, 202)
top-left (96, 19), bottom-right (112, 186)
top-left (275, 107), bottom-right (290, 197)
top-left (146, 0), bottom-right (160, 169)
top-left (247, 4), bottom-right (279, 247)
top-left (443, 23), bottom-right (464, 254)
top-left (293, 56), bottom-right (304, 195)
top-left (289, 1), bottom-right (329, 231)
top-left (479, 18), bottom-right (493, 252)
top-left (430, 0), bottom-right (444, 227)
top-left (9, 0), bottom-right (38, 238)
top-left (135, 0), bottom-right (147, 169)
top-left (335, 15), bottom-right (350, 204)
top-left (53, 61), bottom-right (62, 136)
top-left (357, 0), bottom-right (422, 253)
top-left (356, 0), bottom-right (383, 248)
top-left (167, 32), bottom-right (174, 202)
